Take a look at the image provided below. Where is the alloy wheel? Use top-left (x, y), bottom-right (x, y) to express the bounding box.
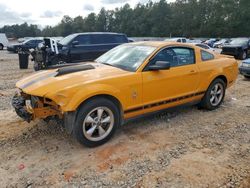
top-left (82, 107), bottom-right (114, 142)
top-left (210, 83), bottom-right (224, 106)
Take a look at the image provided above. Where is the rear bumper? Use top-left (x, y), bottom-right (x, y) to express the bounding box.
top-left (239, 67), bottom-right (250, 76)
top-left (12, 94), bottom-right (32, 122)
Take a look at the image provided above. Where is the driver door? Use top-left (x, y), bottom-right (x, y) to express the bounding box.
top-left (142, 47), bottom-right (200, 111)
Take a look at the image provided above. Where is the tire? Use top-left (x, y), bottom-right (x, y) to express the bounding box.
top-left (244, 75), bottom-right (250, 79)
top-left (239, 51), bottom-right (247, 60)
top-left (199, 78), bottom-right (226, 110)
top-left (33, 62), bottom-right (42, 71)
top-left (0, 44), bottom-right (3, 50)
top-left (73, 97), bottom-right (120, 147)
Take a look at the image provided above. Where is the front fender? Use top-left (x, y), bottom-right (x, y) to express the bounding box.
top-left (61, 84), bottom-right (123, 112)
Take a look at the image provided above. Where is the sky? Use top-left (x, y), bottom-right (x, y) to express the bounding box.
top-left (0, 0), bottom-right (175, 28)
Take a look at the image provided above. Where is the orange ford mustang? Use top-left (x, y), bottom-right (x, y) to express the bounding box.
top-left (12, 42), bottom-right (238, 147)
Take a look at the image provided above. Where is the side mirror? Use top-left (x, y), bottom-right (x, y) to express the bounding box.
top-left (147, 61), bottom-right (171, 71)
top-left (72, 41), bottom-right (79, 46)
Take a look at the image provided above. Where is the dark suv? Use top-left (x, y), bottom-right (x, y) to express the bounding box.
top-left (7, 38), bottom-right (44, 53)
top-left (32, 32), bottom-right (129, 70)
top-left (221, 38), bottom-right (250, 60)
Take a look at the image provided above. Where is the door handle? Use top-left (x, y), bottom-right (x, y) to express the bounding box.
top-left (189, 70), bottom-right (198, 74)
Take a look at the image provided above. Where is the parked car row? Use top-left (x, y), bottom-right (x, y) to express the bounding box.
top-left (7, 38), bottom-right (44, 53)
top-left (7, 37), bottom-right (63, 53)
top-left (165, 37), bottom-right (250, 60)
top-left (221, 38), bottom-right (250, 60)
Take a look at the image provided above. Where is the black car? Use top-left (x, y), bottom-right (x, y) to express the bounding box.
top-left (7, 38), bottom-right (44, 53)
top-left (239, 58), bottom-right (250, 79)
top-left (32, 32), bottom-right (129, 71)
top-left (221, 38), bottom-right (250, 60)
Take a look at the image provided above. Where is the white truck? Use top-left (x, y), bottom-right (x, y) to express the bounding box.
top-left (0, 33), bottom-right (9, 50)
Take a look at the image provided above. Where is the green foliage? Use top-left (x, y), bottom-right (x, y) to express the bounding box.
top-left (0, 0), bottom-right (249, 38)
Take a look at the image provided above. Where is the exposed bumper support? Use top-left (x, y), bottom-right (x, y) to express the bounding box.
top-left (12, 93), bottom-right (62, 122)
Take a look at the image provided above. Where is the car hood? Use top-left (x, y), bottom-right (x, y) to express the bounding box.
top-left (16, 63), bottom-right (131, 97)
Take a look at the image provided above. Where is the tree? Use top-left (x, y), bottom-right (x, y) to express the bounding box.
top-left (1, 0), bottom-right (249, 38)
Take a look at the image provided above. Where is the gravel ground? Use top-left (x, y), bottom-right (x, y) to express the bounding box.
top-left (0, 50), bottom-right (249, 188)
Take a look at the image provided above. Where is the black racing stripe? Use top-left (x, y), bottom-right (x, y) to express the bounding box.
top-left (124, 91), bottom-right (206, 114)
top-left (124, 106), bottom-right (144, 114)
top-left (20, 72), bottom-right (58, 89)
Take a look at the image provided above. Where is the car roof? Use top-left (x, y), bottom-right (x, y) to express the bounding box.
top-left (127, 41), bottom-right (195, 48)
top-left (75, 32), bottom-right (126, 36)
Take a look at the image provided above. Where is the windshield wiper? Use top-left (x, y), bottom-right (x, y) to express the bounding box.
top-left (97, 61), bottom-right (133, 72)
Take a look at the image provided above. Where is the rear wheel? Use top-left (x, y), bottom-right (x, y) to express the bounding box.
top-left (199, 78), bottom-right (226, 110)
top-left (0, 44), bottom-right (3, 50)
top-left (244, 75), bottom-right (250, 79)
top-left (73, 98), bottom-right (120, 147)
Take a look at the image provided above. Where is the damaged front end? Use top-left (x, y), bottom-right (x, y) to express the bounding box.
top-left (12, 90), bottom-right (62, 123)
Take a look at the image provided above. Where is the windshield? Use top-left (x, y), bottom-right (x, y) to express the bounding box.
top-left (96, 44), bottom-right (156, 72)
top-left (59, 34), bottom-right (77, 45)
top-left (230, 38), bottom-right (248, 46)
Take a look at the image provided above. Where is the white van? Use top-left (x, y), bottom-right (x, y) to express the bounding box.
top-left (0, 33), bottom-right (9, 50)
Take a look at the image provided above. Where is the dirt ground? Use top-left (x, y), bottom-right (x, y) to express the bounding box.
top-left (0, 50), bottom-right (249, 188)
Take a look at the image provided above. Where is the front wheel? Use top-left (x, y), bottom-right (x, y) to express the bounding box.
top-left (0, 44), bottom-right (3, 50)
top-left (244, 75), bottom-right (250, 79)
top-left (73, 98), bottom-right (120, 147)
top-left (199, 78), bottom-right (226, 110)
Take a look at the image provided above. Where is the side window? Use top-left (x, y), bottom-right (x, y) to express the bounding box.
top-left (151, 47), bottom-right (195, 67)
top-left (201, 50), bottom-right (214, 61)
top-left (25, 40), bottom-right (33, 45)
top-left (182, 39), bottom-right (187, 43)
top-left (74, 35), bottom-right (91, 45)
top-left (171, 48), bottom-right (195, 67)
top-left (91, 35), bottom-right (127, 44)
top-left (177, 39), bottom-right (181, 43)
top-left (91, 35), bottom-right (104, 44)
top-left (114, 35), bottom-right (127, 43)
top-left (35, 40), bottom-right (43, 44)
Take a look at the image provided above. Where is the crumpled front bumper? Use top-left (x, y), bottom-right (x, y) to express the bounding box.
top-left (12, 94), bottom-right (32, 122)
top-left (12, 91), bottom-right (63, 122)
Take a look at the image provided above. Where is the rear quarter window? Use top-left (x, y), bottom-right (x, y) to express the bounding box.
top-left (201, 50), bottom-right (215, 61)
